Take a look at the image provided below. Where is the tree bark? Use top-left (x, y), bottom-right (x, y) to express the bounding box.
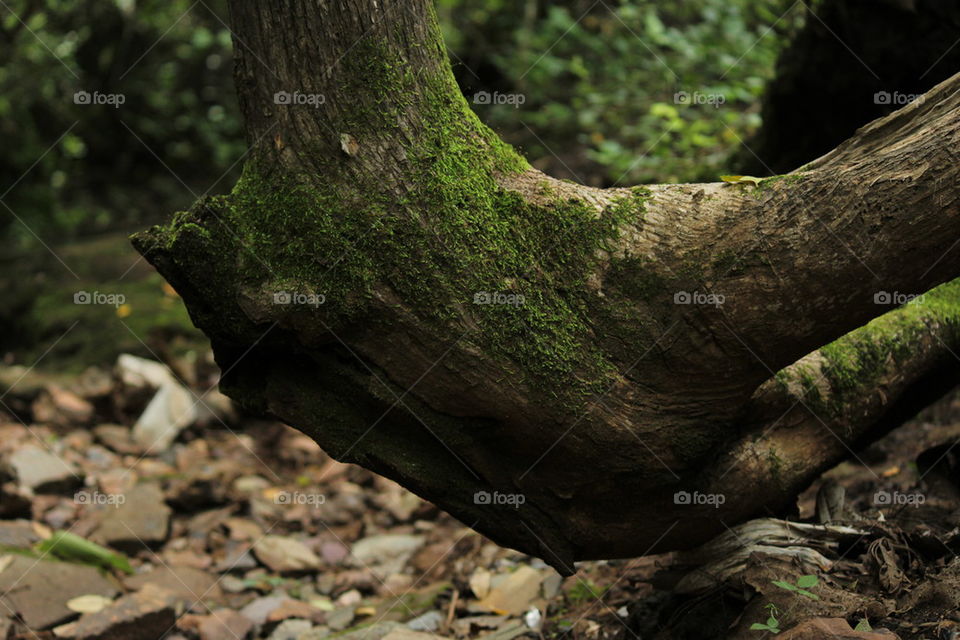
top-left (134, 0), bottom-right (960, 573)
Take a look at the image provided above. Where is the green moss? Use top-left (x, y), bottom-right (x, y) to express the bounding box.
top-left (777, 280), bottom-right (960, 417)
top-left (142, 31), bottom-right (651, 406)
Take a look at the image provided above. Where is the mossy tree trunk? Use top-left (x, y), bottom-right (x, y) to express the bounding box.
top-left (135, 0), bottom-right (960, 573)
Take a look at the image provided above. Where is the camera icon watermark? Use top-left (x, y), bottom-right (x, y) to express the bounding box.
top-left (873, 291), bottom-right (924, 306)
top-left (473, 291), bottom-right (525, 306)
top-left (74, 291), bottom-right (126, 308)
top-left (274, 90), bottom-right (326, 107)
top-left (874, 91), bottom-right (923, 107)
top-left (674, 291), bottom-right (725, 308)
top-left (873, 489), bottom-right (924, 507)
top-left (75, 490), bottom-right (126, 507)
top-left (673, 490), bottom-right (726, 508)
top-left (472, 91), bottom-right (526, 109)
top-left (673, 91), bottom-right (726, 108)
top-left (274, 491), bottom-right (326, 507)
top-left (473, 490), bottom-right (526, 508)
top-left (272, 291), bottom-right (326, 307)
top-left (74, 90), bottom-right (126, 108)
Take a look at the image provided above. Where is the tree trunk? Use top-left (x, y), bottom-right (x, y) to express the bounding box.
top-left (134, 0), bottom-right (960, 573)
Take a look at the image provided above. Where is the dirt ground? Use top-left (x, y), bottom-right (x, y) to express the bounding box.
top-left (3, 351), bottom-right (960, 640)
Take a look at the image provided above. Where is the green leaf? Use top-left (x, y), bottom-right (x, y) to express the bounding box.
top-left (37, 531), bottom-right (134, 574)
top-left (796, 575), bottom-right (819, 589)
top-left (854, 619), bottom-right (872, 632)
top-left (772, 580), bottom-right (798, 592)
top-left (720, 174), bottom-right (764, 186)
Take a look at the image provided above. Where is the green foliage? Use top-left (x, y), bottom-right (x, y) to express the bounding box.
top-left (440, 0), bottom-right (803, 185)
top-left (772, 574), bottom-right (820, 600)
top-left (1, 0), bottom-right (243, 248)
top-left (750, 603), bottom-right (782, 633)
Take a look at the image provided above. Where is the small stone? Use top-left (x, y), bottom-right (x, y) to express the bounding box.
top-left (239, 595), bottom-right (287, 626)
top-left (778, 617), bottom-right (899, 640)
top-left (254, 535), bottom-right (321, 573)
top-left (124, 565), bottom-right (223, 606)
top-left (91, 483), bottom-right (171, 550)
top-left (382, 629), bottom-right (446, 640)
top-left (198, 609), bottom-right (254, 640)
top-left (0, 520), bottom-right (40, 548)
top-left (0, 556), bottom-right (118, 629)
top-left (93, 424), bottom-right (143, 455)
top-left (131, 381), bottom-right (198, 452)
top-left (267, 619), bottom-right (313, 640)
top-left (406, 610), bottom-right (444, 633)
top-left (320, 541), bottom-right (349, 565)
top-left (52, 584), bottom-right (180, 640)
top-left (325, 607), bottom-right (355, 631)
top-left (31, 385), bottom-right (94, 426)
top-left (6, 445), bottom-right (81, 493)
top-left (350, 534), bottom-right (425, 575)
top-left (266, 599), bottom-right (327, 625)
top-left (477, 566), bottom-right (543, 616)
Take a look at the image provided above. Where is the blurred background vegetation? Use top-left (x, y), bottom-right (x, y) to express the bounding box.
top-left (4, 0), bottom-right (956, 370)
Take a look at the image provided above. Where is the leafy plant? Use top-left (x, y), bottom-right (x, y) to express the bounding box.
top-left (772, 574), bottom-right (820, 600)
top-left (750, 603), bottom-right (782, 634)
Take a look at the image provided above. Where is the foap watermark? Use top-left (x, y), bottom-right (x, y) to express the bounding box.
top-left (674, 91), bottom-right (726, 108)
top-left (674, 291), bottom-right (725, 308)
top-left (472, 91), bottom-right (525, 108)
top-left (273, 291), bottom-right (326, 307)
top-left (874, 91), bottom-right (924, 107)
top-left (474, 490), bottom-right (526, 508)
top-left (75, 490), bottom-right (126, 506)
top-left (873, 489), bottom-right (925, 507)
top-left (474, 291), bottom-right (525, 306)
top-left (74, 291), bottom-right (126, 308)
top-left (673, 490), bottom-right (726, 508)
top-left (874, 291), bottom-right (924, 306)
top-left (74, 90), bottom-right (125, 108)
top-left (274, 90), bottom-right (326, 108)
top-left (274, 491), bottom-right (326, 507)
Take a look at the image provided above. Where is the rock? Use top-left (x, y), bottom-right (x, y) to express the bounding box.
top-left (0, 520), bottom-right (40, 548)
top-left (475, 621), bottom-right (528, 640)
top-left (124, 565), bottom-right (223, 605)
top-left (0, 556), bottom-right (118, 629)
top-left (116, 354), bottom-right (175, 389)
top-left (320, 541), bottom-right (349, 565)
top-left (325, 607), bottom-right (355, 631)
top-left (350, 534), bottom-right (425, 575)
top-left (131, 380), bottom-right (198, 452)
top-left (266, 599), bottom-right (327, 625)
top-left (477, 566), bottom-right (543, 616)
top-left (52, 583), bottom-right (180, 640)
top-left (267, 618), bottom-right (313, 640)
top-left (254, 535), bottom-right (321, 573)
top-left (301, 622), bottom-right (403, 640)
top-left (6, 444), bottom-right (81, 493)
top-left (239, 595), bottom-right (287, 626)
top-left (92, 483), bottom-right (171, 550)
top-left (93, 425), bottom-right (144, 455)
top-left (381, 629), bottom-right (447, 640)
top-left (778, 618), bottom-right (899, 640)
top-left (31, 386), bottom-right (94, 426)
top-left (406, 610), bottom-right (445, 632)
top-left (198, 609), bottom-right (254, 640)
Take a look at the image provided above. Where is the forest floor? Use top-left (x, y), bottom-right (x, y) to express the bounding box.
top-left (3, 344), bottom-right (960, 640)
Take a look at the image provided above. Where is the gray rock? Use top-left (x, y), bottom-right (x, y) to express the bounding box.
top-left (0, 556), bottom-right (118, 629)
top-left (350, 534), bottom-right (424, 575)
top-left (254, 535), bottom-right (321, 573)
top-left (0, 520), bottom-right (40, 548)
top-left (406, 611), bottom-right (444, 633)
top-left (301, 622), bottom-right (403, 640)
top-left (267, 618), bottom-right (313, 640)
top-left (91, 483), bottom-right (171, 550)
top-left (52, 583), bottom-right (181, 640)
top-left (6, 445), bottom-right (81, 494)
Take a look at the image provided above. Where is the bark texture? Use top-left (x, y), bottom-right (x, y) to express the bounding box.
top-left (134, 0), bottom-right (960, 572)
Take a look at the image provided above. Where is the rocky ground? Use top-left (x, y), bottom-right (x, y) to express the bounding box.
top-left (3, 351), bottom-right (960, 640)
